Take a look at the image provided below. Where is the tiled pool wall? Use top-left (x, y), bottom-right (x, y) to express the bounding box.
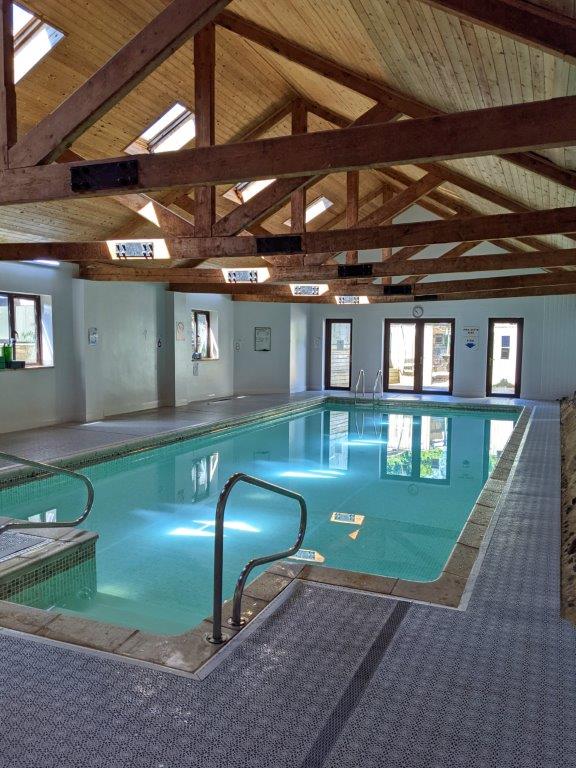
top-left (0, 398), bottom-right (530, 676)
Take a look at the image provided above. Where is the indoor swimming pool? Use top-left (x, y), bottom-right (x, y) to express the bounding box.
top-left (0, 403), bottom-right (518, 634)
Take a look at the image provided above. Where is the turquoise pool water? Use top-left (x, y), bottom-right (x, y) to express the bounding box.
top-left (1, 404), bottom-right (517, 634)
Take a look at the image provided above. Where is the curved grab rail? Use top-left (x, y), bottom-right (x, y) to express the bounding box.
top-left (0, 452), bottom-right (94, 535)
top-left (208, 472), bottom-right (307, 645)
top-left (372, 369), bottom-right (383, 403)
top-left (354, 369), bottom-right (365, 405)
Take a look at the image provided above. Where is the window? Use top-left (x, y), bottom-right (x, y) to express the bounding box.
top-left (125, 103), bottom-right (196, 155)
top-left (12, 3), bottom-right (64, 83)
top-left (191, 310), bottom-right (211, 359)
top-left (284, 196), bottom-right (333, 227)
top-left (223, 179), bottom-right (276, 205)
top-left (0, 292), bottom-right (42, 365)
top-left (500, 335), bottom-right (511, 360)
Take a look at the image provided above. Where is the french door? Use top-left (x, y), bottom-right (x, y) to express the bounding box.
top-left (384, 319), bottom-right (454, 394)
top-left (324, 320), bottom-right (353, 390)
top-left (486, 319), bottom-right (523, 397)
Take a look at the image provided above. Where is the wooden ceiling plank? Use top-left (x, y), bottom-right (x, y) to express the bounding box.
top-left (9, 0), bottom-right (233, 168)
top-left (413, 0), bottom-right (576, 63)
top-left (218, 11), bottom-right (576, 195)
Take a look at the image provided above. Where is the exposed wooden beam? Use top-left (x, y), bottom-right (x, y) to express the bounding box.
top-left (77, 247), bottom-right (576, 281)
top-left (217, 12), bottom-right (434, 118)
top-left (194, 22), bottom-right (216, 236)
top-left (7, 94), bottom-right (576, 206)
top-left (0, 0), bottom-right (16, 169)
top-left (415, 271), bottom-right (576, 295)
top-left (290, 100), bottom-right (307, 236)
top-left (415, 0), bottom-right (576, 63)
top-left (228, 283), bottom-right (576, 304)
top-left (212, 103), bottom-right (397, 237)
top-left (219, 11), bottom-right (576, 196)
top-left (9, 0), bottom-right (232, 168)
top-left (346, 171), bottom-right (359, 264)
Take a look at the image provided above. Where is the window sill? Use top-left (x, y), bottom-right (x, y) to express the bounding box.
top-left (0, 365), bottom-right (54, 371)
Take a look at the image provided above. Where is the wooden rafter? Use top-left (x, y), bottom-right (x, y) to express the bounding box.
top-left (6, 95), bottom-right (576, 206)
top-left (194, 22), bottom-right (216, 237)
top-left (414, 0), bottom-right (576, 63)
top-left (8, 0), bottom-right (232, 168)
top-left (0, 0), bottom-right (15, 170)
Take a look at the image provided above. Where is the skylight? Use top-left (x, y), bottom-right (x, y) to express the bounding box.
top-left (223, 179), bottom-right (276, 205)
top-left (284, 196), bottom-right (333, 228)
top-left (12, 3), bottom-right (64, 83)
top-left (125, 103), bottom-right (196, 155)
top-left (290, 284), bottom-right (329, 297)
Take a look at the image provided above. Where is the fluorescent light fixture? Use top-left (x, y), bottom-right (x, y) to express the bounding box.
top-left (290, 283), bottom-right (329, 297)
top-left (284, 196), bottom-right (333, 227)
top-left (125, 103), bottom-right (195, 155)
top-left (335, 295), bottom-right (370, 305)
top-left (13, 4), bottom-right (64, 83)
top-left (223, 179), bottom-right (276, 204)
top-left (221, 267), bottom-right (270, 283)
top-left (107, 239), bottom-right (170, 260)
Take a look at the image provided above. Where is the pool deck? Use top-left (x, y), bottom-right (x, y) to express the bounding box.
top-left (1, 396), bottom-right (574, 766)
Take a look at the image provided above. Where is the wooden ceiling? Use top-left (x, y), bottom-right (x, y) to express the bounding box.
top-left (3, 0), bottom-right (576, 301)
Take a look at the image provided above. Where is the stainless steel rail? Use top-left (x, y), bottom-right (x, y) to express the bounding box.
top-left (372, 369), bottom-right (384, 403)
top-left (207, 472), bottom-right (307, 645)
top-left (354, 369), bottom-right (365, 405)
top-left (0, 452), bottom-right (94, 535)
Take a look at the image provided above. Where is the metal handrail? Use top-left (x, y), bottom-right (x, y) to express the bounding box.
top-left (372, 369), bottom-right (384, 403)
top-left (354, 368), bottom-right (365, 405)
top-left (207, 472), bottom-right (307, 645)
top-left (0, 452), bottom-right (94, 535)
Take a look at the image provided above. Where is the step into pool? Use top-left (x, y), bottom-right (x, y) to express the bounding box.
top-left (0, 404), bottom-right (517, 634)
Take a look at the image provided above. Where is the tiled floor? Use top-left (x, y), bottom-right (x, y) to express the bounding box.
top-left (1, 397), bottom-right (572, 767)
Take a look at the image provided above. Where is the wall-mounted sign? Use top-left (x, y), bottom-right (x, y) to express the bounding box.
top-left (463, 326), bottom-right (479, 351)
top-left (254, 326), bottom-right (271, 351)
top-left (176, 321), bottom-right (185, 341)
top-left (88, 327), bottom-right (98, 346)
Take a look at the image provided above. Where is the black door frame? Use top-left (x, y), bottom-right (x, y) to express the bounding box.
top-left (383, 318), bottom-right (455, 394)
top-left (486, 318), bottom-right (524, 398)
top-left (324, 319), bottom-right (353, 390)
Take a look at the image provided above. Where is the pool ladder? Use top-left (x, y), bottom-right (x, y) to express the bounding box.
top-left (208, 472), bottom-right (307, 645)
top-left (0, 452), bottom-right (94, 536)
top-left (354, 369), bottom-right (384, 405)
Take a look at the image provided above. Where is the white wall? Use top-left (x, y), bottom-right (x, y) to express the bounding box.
top-left (307, 294), bottom-right (576, 400)
top-left (233, 302), bottom-right (291, 393)
top-left (290, 304), bottom-right (308, 393)
top-left (168, 292), bottom-right (234, 406)
top-left (80, 281), bottom-right (170, 420)
top-left (0, 262), bottom-right (84, 431)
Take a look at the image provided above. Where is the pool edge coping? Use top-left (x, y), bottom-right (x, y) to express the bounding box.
top-left (0, 398), bottom-right (530, 676)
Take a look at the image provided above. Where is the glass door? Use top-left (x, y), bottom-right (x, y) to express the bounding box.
top-left (324, 320), bottom-right (352, 390)
top-left (384, 319), bottom-right (454, 393)
top-left (384, 321), bottom-right (417, 391)
top-left (487, 319), bottom-right (523, 397)
top-left (422, 321), bottom-right (454, 393)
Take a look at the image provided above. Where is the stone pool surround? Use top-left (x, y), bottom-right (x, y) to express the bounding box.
top-left (0, 397), bottom-right (530, 676)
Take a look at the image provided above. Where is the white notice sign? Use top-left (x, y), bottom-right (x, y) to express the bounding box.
top-left (463, 326), bottom-right (479, 351)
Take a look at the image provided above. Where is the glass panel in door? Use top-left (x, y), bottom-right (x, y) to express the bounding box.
top-left (488, 320), bottom-right (523, 396)
top-left (422, 321), bottom-right (453, 392)
top-left (325, 320), bottom-right (352, 389)
top-left (386, 322), bottom-right (416, 391)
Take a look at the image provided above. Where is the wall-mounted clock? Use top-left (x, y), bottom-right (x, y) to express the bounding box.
top-left (412, 305), bottom-right (424, 318)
